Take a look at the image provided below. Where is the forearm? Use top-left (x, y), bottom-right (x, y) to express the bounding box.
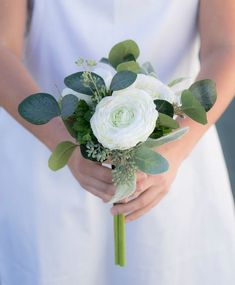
top-left (172, 48), bottom-right (235, 161)
top-left (0, 45), bottom-right (71, 150)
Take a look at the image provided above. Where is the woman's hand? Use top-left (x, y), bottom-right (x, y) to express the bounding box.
top-left (111, 143), bottom-right (184, 222)
top-left (68, 147), bottom-right (116, 202)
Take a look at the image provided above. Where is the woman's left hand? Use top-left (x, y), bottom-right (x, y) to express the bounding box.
top-left (110, 143), bottom-right (184, 222)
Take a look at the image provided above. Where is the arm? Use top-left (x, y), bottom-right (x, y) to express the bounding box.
top-left (112, 0), bottom-right (235, 221)
top-left (0, 0), bottom-right (115, 202)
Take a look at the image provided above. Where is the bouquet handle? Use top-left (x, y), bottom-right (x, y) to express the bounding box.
top-left (113, 205), bottom-right (126, 266)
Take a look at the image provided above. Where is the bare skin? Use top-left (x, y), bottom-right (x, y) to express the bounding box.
top-left (0, 0), bottom-right (234, 222)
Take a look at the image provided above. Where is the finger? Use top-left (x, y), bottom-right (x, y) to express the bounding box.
top-left (111, 186), bottom-right (162, 215)
top-left (83, 185), bottom-right (112, 202)
top-left (81, 162), bottom-right (113, 184)
top-left (79, 174), bottom-right (116, 201)
top-left (136, 173), bottom-right (168, 193)
top-left (125, 190), bottom-right (166, 222)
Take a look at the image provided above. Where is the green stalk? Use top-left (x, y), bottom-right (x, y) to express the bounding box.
top-left (114, 214), bottom-right (119, 265)
top-left (113, 212), bottom-right (126, 266)
top-left (118, 213), bottom-right (126, 266)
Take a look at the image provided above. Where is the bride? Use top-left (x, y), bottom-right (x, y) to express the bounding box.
top-left (0, 0), bottom-right (235, 284)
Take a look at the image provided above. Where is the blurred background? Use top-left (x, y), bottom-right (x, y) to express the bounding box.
top-left (216, 98), bottom-right (235, 197)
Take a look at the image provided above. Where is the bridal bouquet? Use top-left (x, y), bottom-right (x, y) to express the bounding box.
top-left (18, 40), bottom-right (216, 266)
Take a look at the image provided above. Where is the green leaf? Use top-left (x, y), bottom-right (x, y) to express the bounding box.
top-left (154, 100), bottom-right (174, 117)
top-left (110, 71), bottom-right (137, 91)
top-left (157, 113), bottom-right (179, 129)
top-left (189, 79), bottom-right (217, 111)
top-left (143, 127), bottom-right (189, 148)
top-left (108, 173), bottom-right (136, 204)
top-left (181, 90), bottom-right (207, 124)
top-left (168, 77), bottom-right (187, 87)
top-left (64, 72), bottom-right (106, 95)
top-left (61, 94), bottom-right (79, 119)
top-left (48, 141), bottom-right (78, 171)
top-left (18, 93), bottom-right (60, 125)
top-left (108, 39), bottom-right (140, 68)
top-left (134, 147), bottom-right (169, 174)
top-left (116, 61), bottom-right (142, 73)
top-left (99, 57), bottom-right (110, 64)
top-left (62, 117), bottom-right (77, 138)
top-left (141, 61), bottom-right (156, 75)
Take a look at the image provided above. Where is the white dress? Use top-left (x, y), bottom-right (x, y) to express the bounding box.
top-left (0, 1), bottom-right (235, 284)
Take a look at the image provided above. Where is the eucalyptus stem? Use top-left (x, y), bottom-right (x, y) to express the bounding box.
top-left (113, 210), bottom-right (126, 266)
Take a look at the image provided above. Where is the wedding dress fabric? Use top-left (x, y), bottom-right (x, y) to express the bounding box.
top-left (0, 1), bottom-right (235, 284)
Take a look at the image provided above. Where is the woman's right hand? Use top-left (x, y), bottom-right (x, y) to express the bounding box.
top-left (68, 147), bottom-right (116, 202)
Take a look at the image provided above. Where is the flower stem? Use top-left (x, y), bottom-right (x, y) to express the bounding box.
top-left (113, 212), bottom-right (126, 266)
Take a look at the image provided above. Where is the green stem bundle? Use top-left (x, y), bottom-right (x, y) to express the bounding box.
top-left (113, 213), bottom-right (126, 266)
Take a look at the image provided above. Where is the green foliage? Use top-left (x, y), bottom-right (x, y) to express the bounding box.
top-left (141, 62), bottom-right (156, 75)
top-left (168, 77), bottom-right (187, 87)
top-left (80, 144), bottom-right (98, 161)
top-left (80, 141), bottom-right (110, 162)
top-left (157, 113), bottom-right (179, 129)
top-left (110, 148), bottom-right (138, 203)
top-left (134, 146), bottom-right (169, 174)
top-left (189, 79), bottom-right (217, 111)
top-left (108, 39), bottom-right (140, 68)
top-left (61, 94), bottom-right (79, 119)
top-left (110, 71), bottom-right (137, 91)
top-left (18, 93), bottom-right (60, 125)
top-left (154, 99), bottom-right (174, 117)
top-left (181, 90), bottom-right (207, 124)
top-left (48, 141), bottom-right (78, 171)
top-left (71, 100), bottom-right (93, 144)
top-left (150, 126), bottom-right (172, 139)
top-left (143, 127), bottom-right (189, 148)
top-left (108, 173), bottom-right (136, 204)
top-left (99, 57), bottom-right (110, 65)
top-left (64, 71), bottom-right (106, 95)
top-left (116, 61), bottom-right (142, 73)
top-left (62, 117), bottom-right (77, 138)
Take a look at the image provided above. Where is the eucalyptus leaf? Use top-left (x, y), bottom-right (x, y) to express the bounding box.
top-left (141, 61), bottom-right (156, 75)
top-left (64, 72), bottom-right (106, 95)
top-left (143, 127), bottom-right (189, 148)
top-left (108, 173), bottom-right (136, 204)
top-left (108, 40), bottom-right (140, 68)
top-left (61, 94), bottom-right (79, 119)
top-left (110, 71), bottom-right (137, 91)
top-left (117, 61), bottom-right (142, 73)
top-left (134, 147), bottom-right (169, 174)
top-left (63, 117), bottom-right (77, 138)
top-left (99, 57), bottom-right (110, 65)
top-left (157, 113), bottom-right (179, 129)
top-left (168, 77), bottom-right (187, 87)
top-left (189, 79), bottom-right (217, 111)
top-left (154, 100), bottom-right (174, 117)
top-left (18, 93), bottom-right (60, 125)
top-left (181, 90), bottom-right (207, 124)
top-left (48, 141), bottom-right (78, 171)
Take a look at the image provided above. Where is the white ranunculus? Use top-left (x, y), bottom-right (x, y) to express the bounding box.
top-left (90, 88), bottom-right (158, 150)
top-left (62, 87), bottom-right (92, 105)
top-left (129, 74), bottom-right (175, 104)
top-left (92, 63), bottom-right (116, 89)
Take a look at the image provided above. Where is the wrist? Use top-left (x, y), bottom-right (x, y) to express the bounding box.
top-left (38, 117), bottom-right (75, 151)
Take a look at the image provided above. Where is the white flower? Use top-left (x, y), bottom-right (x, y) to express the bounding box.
top-left (128, 74), bottom-right (175, 104)
top-left (61, 87), bottom-right (92, 105)
top-left (90, 88), bottom-right (158, 150)
top-left (92, 63), bottom-right (116, 89)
